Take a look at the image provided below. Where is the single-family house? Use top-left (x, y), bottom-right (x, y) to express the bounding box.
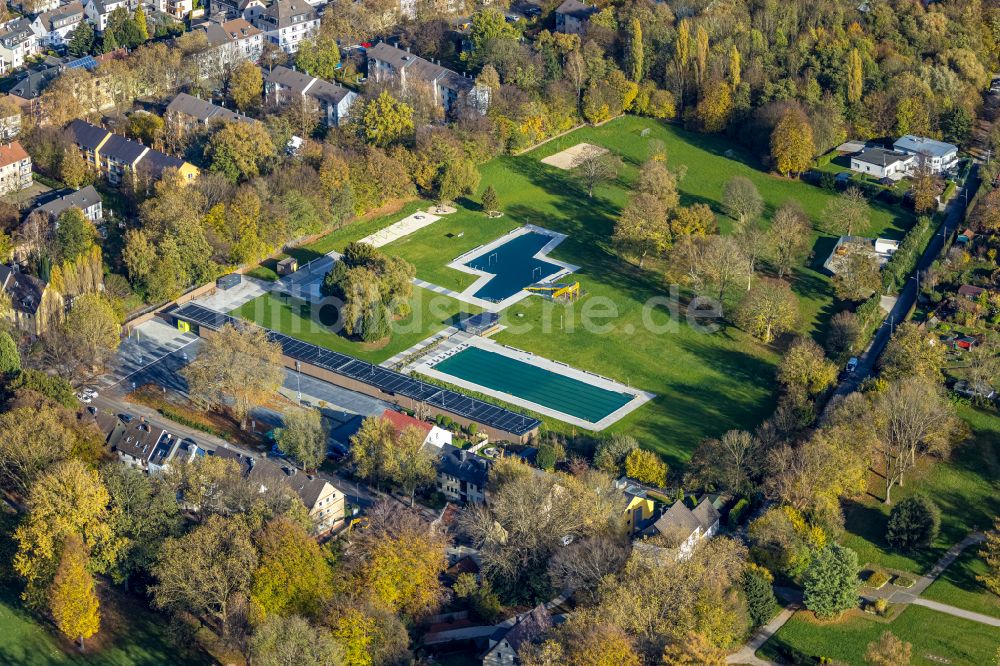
top-left (0, 140), bottom-right (32, 194)
top-left (554, 0), bottom-right (597, 35)
top-left (194, 17), bottom-right (263, 79)
top-left (166, 92), bottom-right (255, 133)
top-left (893, 135), bottom-right (959, 174)
top-left (381, 408), bottom-right (453, 449)
top-left (647, 496), bottom-right (720, 560)
top-left (0, 19), bottom-right (41, 76)
top-left (435, 443), bottom-right (488, 504)
top-left (33, 185), bottom-right (103, 222)
top-left (113, 421), bottom-right (171, 469)
top-left (264, 65), bottom-right (357, 127)
top-left (30, 2), bottom-right (85, 49)
top-left (246, 459), bottom-right (346, 534)
top-left (252, 0), bottom-right (318, 54)
top-left (0, 264), bottom-right (64, 335)
top-left (614, 477), bottom-right (656, 535)
top-left (850, 147), bottom-right (914, 181)
top-left (367, 42), bottom-right (477, 114)
top-left (64, 119), bottom-right (199, 186)
top-left (84, 0), bottom-right (131, 33)
top-left (481, 605), bottom-right (552, 666)
top-left (958, 284), bottom-right (986, 300)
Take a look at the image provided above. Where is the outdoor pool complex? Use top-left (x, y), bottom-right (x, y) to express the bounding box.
top-left (432, 346), bottom-right (633, 423)
top-left (464, 232), bottom-right (564, 302)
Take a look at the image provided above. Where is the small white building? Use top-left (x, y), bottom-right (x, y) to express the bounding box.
top-left (893, 135), bottom-right (959, 174)
top-left (850, 147), bottom-right (914, 181)
top-left (647, 496), bottom-right (721, 561)
top-left (381, 408), bottom-right (452, 449)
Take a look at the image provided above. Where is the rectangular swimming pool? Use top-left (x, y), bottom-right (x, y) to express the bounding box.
top-left (464, 232), bottom-right (564, 302)
top-left (432, 346), bottom-right (634, 423)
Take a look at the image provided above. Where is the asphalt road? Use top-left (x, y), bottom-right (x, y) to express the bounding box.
top-left (829, 165), bottom-right (980, 402)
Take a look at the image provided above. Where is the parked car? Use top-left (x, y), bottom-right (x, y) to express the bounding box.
top-left (77, 393), bottom-right (92, 404)
top-left (119, 413), bottom-right (134, 423)
top-left (846, 357), bottom-right (859, 373)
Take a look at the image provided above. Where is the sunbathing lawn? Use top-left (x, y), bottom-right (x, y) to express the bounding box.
top-left (232, 288), bottom-right (479, 365)
top-left (758, 605), bottom-right (1000, 666)
top-left (922, 548), bottom-right (1000, 619)
top-left (842, 405), bottom-right (1000, 575)
top-left (246, 117), bottom-right (917, 462)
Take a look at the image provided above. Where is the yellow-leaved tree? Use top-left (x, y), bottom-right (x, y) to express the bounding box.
top-left (771, 108), bottom-right (815, 176)
top-left (49, 534), bottom-right (100, 652)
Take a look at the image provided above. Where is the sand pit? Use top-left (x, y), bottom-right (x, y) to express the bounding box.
top-left (359, 210), bottom-right (440, 248)
top-left (541, 143), bottom-right (609, 170)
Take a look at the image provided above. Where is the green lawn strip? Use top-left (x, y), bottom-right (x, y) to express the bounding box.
top-left (231, 288), bottom-right (479, 365)
top-left (842, 405), bottom-right (1000, 575)
top-left (288, 199), bottom-right (427, 264)
top-left (922, 548), bottom-right (1000, 618)
top-left (758, 605), bottom-right (1000, 666)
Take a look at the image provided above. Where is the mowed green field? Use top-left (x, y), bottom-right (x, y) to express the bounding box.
top-left (248, 116), bottom-right (916, 463)
top-left (759, 604), bottom-right (1000, 666)
top-left (233, 288), bottom-right (479, 365)
top-left (842, 405), bottom-right (1000, 576)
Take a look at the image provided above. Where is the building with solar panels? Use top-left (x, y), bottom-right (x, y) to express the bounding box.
top-left (169, 303), bottom-right (541, 443)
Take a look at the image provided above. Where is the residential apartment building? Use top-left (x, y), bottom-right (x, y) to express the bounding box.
top-left (253, 0), bottom-right (318, 54)
top-left (0, 141), bottom-right (32, 194)
top-left (0, 19), bottom-right (41, 76)
top-left (264, 65), bottom-right (357, 127)
top-left (366, 42), bottom-right (476, 114)
top-left (12, 0), bottom-right (60, 13)
top-left (153, 0), bottom-right (193, 20)
top-left (247, 461), bottom-right (346, 534)
top-left (166, 92), bottom-right (257, 133)
top-left (30, 2), bottom-right (85, 49)
top-left (0, 107), bottom-right (21, 141)
top-left (195, 17), bottom-right (263, 79)
top-left (65, 119), bottom-right (199, 186)
top-left (435, 444), bottom-right (489, 504)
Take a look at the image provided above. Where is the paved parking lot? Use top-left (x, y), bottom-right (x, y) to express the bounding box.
top-left (100, 319), bottom-right (198, 392)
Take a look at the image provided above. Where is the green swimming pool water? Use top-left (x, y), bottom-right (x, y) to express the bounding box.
top-left (432, 346), bottom-right (633, 423)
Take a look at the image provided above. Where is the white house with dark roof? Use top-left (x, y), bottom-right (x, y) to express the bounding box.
top-left (84, 0), bottom-right (131, 33)
top-left (194, 17), bottom-right (263, 79)
top-left (34, 185), bottom-right (103, 222)
top-left (30, 2), bottom-right (85, 49)
top-left (264, 65), bottom-right (357, 127)
top-left (252, 0), bottom-right (318, 54)
top-left (850, 147), bottom-right (914, 181)
top-left (366, 42), bottom-right (476, 114)
top-left (893, 135), bottom-right (959, 174)
top-left (434, 443), bottom-right (489, 504)
top-left (0, 18), bottom-right (40, 75)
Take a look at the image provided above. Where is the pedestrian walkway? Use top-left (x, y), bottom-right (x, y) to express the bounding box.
top-left (863, 532), bottom-right (986, 605)
top-left (912, 598), bottom-right (1000, 627)
top-left (727, 590), bottom-right (801, 665)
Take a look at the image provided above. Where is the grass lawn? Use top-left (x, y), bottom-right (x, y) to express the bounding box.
top-left (232, 288), bottom-right (479, 365)
top-left (842, 405), bottom-right (1000, 575)
top-left (923, 548), bottom-right (1000, 618)
top-left (758, 605), bottom-right (1000, 666)
top-left (244, 116), bottom-right (918, 462)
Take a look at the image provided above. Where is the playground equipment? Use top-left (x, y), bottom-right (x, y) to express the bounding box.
top-left (526, 281), bottom-right (581, 302)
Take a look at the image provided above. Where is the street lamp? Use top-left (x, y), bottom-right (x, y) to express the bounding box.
top-left (295, 360), bottom-right (302, 404)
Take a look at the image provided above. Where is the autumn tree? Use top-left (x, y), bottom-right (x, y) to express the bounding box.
top-left (872, 378), bottom-right (959, 503)
top-left (910, 167), bottom-right (940, 214)
top-left (624, 448), bottom-right (668, 487)
top-left (696, 79), bottom-right (731, 132)
top-left (205, 121), bottom-right (277, 183)
top-left (15, 460), bottom-right (119, 608)
top-left (660, 632), bottom-right (727, 666)
top-left (60, 147), bottom-right (89, 189)
top-left (152, 515), bottom-right (258, 636)
top-left (670, 203), bottom-right (716, 237)
top-left (771, 108), bottom-right (815, 176)
top-left (251, 614), bottom-right (344, 666)
top-left (976, 517), bottom-right (1000, 596)
top-left (360, 91), bottom-right (414, 147)
top-left (687, 430), bottom-right (758, 495)
top-left (636, 159), bottom-right (680, 210)
top-left (879, 322), bottom-right (946, 382)
top-left (55, 208), bottom-right (97, 262)
top-left (182, 323), bottom-right (284, 428)
top-left (626, 18), bottom-right (643, 82)
top-left (275, 407), bottom-right (326, 472)
top-left (847, 49), bottom-right (863, 104)
top-left (826, 310), bottom-right (860, 357)
top-left (573, 146), bottom-right (623, 197)
top-left (251, 517), bottom-right (333, 621)
top-left (803, 543), bottom-right (859, 619)
top-left (350, 416), bottom-right (435, 503)
top-left (228, 60), bottom-right (263, 112)
top-left (722, 176), bottom-right (763, 225)
top-left (778, 338), bottom-right (838, 395)
top-left (593, 433), bottom-right (639, 476)
top-left (48, 534), bottom-right (100, 652)
top-left (613, 193), bottom-right (670, 267)
top-left (295, 34), bottom-right (341, 81)
top-left (821, 187), bottom-right (869, 236)
top-left (767, 201), bottom-right (812, 278)
top-left (667, 234), bottom-right (748, 305)
top-left (347, 502), bottom-right (447, 619)
top-left (865, 631), bottom-right (911, 666)
top-left (0, 330), bottom-right (20, 377)
top-left (735, 278), bottom-right (799, 343)
top-left (833, 251), bottom-right (881, 302)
